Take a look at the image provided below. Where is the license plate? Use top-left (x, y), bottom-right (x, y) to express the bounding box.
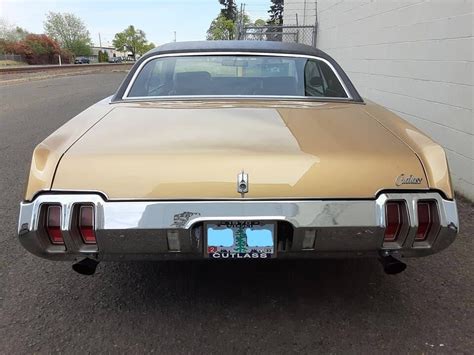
top-left (205, 221), bottom-right (275, 259)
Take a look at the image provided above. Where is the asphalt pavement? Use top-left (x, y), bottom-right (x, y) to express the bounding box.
top-left (0, 73), bottom-right (473, 354)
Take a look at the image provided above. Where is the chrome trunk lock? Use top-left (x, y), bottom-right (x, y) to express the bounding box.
top-left (237, 171), bottom-right (249, 197)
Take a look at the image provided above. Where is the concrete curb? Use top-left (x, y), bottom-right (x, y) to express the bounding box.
top-left (0, 62), bottom-right (133, 74)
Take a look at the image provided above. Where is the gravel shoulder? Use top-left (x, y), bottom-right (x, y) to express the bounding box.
top-left (0, 64), bottom-right (131, 86)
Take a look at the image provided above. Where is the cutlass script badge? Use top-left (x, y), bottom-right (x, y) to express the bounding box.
top-left (395, 174), bottom-right (423, 186)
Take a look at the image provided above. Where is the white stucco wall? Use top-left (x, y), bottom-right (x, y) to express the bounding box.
top-left (284, 0), bottom-right (473, 199)
top-left (284, 0), bottom-right (317, 26)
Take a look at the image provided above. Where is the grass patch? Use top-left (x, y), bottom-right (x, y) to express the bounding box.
top-left (0, 60), bottom-right (28, 67)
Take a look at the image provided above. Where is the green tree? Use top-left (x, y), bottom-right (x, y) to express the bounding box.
top-left (43, 12), bottom-right (92, 56)
top-left (268, 0), bottom-right (284, 25)
top-left (219, 0), bottom-right (238, 21)
top-left (141, 42), bottom-right (156, 54)
top-left (206, 15), bottom-right (235, 40)
top-left (113, 25), bottom-right (154, 60)
top-left (266, 0), bottom-right (284, 41)
top-left (98, 50), bottom-right (110, 63)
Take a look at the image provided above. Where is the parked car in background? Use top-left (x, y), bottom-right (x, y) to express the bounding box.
top-left (108, 56), bottom-right (122, 63)
top-left (18, 41), bottom-right (459, 276)
top-left (74, 57), bottom-right (90, 64)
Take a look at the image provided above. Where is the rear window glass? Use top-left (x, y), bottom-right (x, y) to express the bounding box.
top-left (127, 55), bottom-right (348, 99)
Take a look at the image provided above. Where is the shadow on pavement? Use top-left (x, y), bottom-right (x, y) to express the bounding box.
top-left (99, 258), bottom-right (402, 315)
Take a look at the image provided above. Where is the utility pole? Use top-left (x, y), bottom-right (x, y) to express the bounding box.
top-left (173, 31), bottom-right (176, 42)
top-left (238, 3), bottom-right (244, 40)
top-left (303, 0), bottom-right (307, 26)
top-left (238, 2), bottom-right (246, 40)
top-left (98, 33), bottom-right (103, 63)
top-left (295, 14), bottom-right (299, 43)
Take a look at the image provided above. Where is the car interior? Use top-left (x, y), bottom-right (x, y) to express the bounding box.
top-left (127, 57), bottom-right (348, 98)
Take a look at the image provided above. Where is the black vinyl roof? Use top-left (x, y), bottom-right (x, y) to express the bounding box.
top-left (149, 40), bottom-right (329, 58)
top-left (112, 41), bottom-right (363, 102)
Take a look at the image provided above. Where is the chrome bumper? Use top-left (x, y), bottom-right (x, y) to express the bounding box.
top-left (18, 192), bottom-right (458, 261)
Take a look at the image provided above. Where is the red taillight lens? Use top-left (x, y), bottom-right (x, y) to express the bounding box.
top-left (416, 202), bottom-right (432, 241)
top-left (79, 206), bottom-right (96, 244)
top-left (385, 202), bottom-right (402, 242)
top-left (46, 205), bottom-right (64, 245)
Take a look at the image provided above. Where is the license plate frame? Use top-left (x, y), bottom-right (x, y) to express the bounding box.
top-left (204, 220), bottom-right (277, 259)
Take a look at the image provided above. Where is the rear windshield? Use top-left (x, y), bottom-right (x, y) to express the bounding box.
top-left (126, 55), bottom-right (349, 99)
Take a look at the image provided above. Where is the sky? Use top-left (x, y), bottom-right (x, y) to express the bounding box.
top-left (0, 0), bottom-right (273, 46)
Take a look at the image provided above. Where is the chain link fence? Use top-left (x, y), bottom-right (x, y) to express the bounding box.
top-left (0, 54), bottom-right (25, 62)
top-left (238, 25), bottom-right (316, 47)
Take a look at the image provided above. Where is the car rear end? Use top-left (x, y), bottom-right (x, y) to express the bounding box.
top-left (18, 42), bottom-right (459, 274)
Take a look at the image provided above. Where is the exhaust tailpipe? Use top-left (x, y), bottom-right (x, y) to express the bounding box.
top-left (72, 258), bottom-right (99, 275)
top-left (379, 254), bottom-right (406, 275)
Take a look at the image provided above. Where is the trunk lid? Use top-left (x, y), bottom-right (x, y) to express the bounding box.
top-left (52, 102), bottom-right (428, 199)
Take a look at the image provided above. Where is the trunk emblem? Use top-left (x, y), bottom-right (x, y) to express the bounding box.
top-left (237, 171), bottom-right (249, 197)
top-left (395, 174), bottom-right (423, 186)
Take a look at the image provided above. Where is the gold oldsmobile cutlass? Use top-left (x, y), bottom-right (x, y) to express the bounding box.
top-left (18, 41), bottom-right (459, 275)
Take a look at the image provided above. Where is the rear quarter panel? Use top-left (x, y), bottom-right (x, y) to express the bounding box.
top-left (363, 100), bottom-right (453, 199)
top-left (24, 97), bottom-right (114, 201)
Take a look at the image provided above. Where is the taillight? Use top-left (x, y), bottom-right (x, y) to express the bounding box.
top-left (79, 206), bottom-right (96, 244)
top-left (46, 205), bottom-right (64, 245)
top-left (416, 201), bottom-right (437, 241)
top-left (385, 202), bottom-right (403, 242)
